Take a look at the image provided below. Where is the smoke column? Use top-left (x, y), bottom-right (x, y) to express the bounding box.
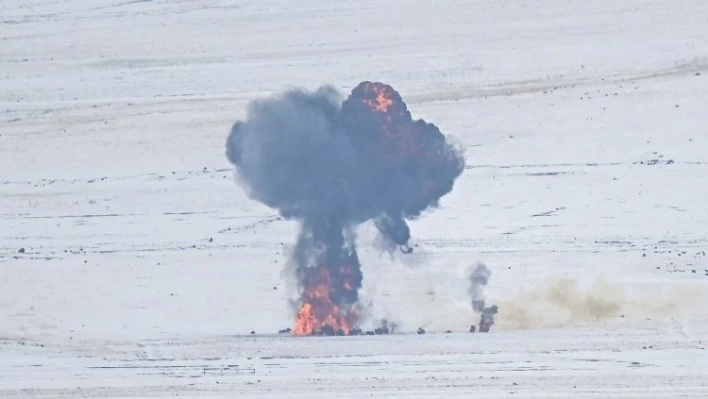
top-left (468, 263), bottom-right (498, 332)
top-left (469, 263), bottom-right (491, 312)
top-left (225, 81), bottom-right (465, 335)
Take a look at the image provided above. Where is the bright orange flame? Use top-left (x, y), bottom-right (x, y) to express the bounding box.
top-left (350, 81), bottom-right (424, 165)
top-left (360, 82), bottom-right (395, 112)
top-left (292, 266), bottom-right (354, 335)
top-left (293, 303), bottom-right (315, 335)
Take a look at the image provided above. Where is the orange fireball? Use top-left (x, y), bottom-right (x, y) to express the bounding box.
top-left (292, 265), bottom-right (358, 335)
top-left (359, 81), bottom-right (395, 112)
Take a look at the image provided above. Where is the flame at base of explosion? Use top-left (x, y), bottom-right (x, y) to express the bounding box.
top-left (292, 264), bottom-right (360, 336)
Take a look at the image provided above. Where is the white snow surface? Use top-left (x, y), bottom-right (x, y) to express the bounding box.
top-left (2, 0), bottom-right (708, 397)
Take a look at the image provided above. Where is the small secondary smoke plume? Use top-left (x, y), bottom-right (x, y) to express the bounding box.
top-left (226, 81), bottom-right (465, 335)
top-left (468, 263), bottom-right (498, 332)
top-left (469, 263), bottom-right (491, 312)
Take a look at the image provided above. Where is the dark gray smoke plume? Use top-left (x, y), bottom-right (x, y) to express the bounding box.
top-left (469, 263), bottom-right (491, 312)
top-left (468, 263), bottom-right (498, 332)
top-left (225, 81), bottom-right (465, 334)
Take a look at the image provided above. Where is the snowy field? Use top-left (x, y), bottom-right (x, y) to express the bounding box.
top-left (2, 0), bottom-right (708, 397)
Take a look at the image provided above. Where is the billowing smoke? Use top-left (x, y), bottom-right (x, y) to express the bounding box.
top-left (469, 263), bottom-right (491, 312)
top-left (468, 263), bottom-right (498, 332)
top-left (225, 81), bottom-right (465, 335)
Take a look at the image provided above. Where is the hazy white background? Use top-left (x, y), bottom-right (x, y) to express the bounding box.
top-left (1, 0), bottom-right (707, 397)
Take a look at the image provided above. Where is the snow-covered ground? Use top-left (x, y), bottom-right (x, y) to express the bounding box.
top-left (2, 0), bottom-right (708, 397)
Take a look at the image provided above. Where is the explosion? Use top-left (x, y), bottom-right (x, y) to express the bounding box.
top-left (226, 81), bottom-right (465, 335)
